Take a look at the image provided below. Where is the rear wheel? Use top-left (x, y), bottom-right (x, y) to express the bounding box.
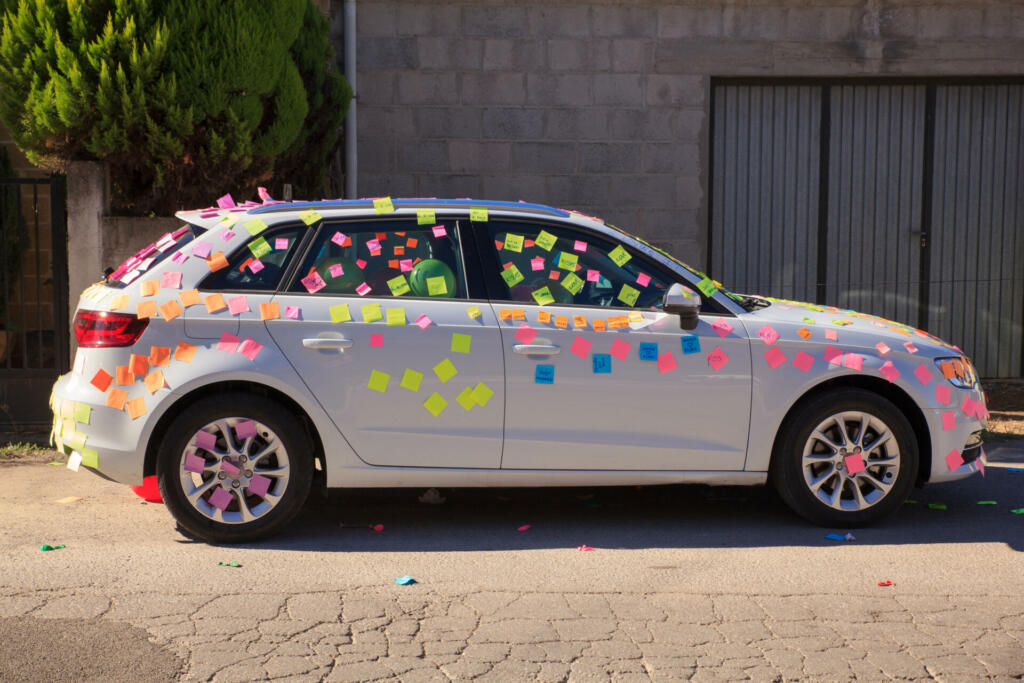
top-left (156, 393), bottom-right (313, 543)
top-left (771, 388), bottom-right (918, 527)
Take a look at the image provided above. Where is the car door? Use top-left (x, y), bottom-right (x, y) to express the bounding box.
top-left (267, 216), bottom-right (505, 469)
top-left (476, 218), bottom-right (752, 471)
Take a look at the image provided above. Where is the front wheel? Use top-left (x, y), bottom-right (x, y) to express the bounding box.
top-left (771, 388), bottom-right (919, 527)
top-left (156, 393), bottom-right (313, 543)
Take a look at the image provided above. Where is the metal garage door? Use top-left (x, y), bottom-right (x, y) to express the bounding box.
top-left (710, 80), bottom-right (1024, 378)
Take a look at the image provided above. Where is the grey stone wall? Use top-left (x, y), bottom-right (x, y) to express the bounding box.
top-left (336, 0), bottom-right (1024, 269)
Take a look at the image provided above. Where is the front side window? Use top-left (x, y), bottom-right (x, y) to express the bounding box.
top-left (201, 224), bottom-right (306, 291)
top-left (287, 219), bottom-right (468, 299)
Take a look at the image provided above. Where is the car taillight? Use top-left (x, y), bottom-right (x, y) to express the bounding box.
top-left (73, 310), bottom-right (149, 348)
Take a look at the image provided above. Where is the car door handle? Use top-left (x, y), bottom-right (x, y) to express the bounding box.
top-left (513, 344), bottom-right (560, 356)
top-left (302, 337), bottom-right (354, 350)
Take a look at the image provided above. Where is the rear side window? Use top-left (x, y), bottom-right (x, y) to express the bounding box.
top-left (287, 219), bottom-right (468, 299)
top-left (201, 224), bottom-right (307, 291)
top-left (107, 225), bottom-right (198, 287)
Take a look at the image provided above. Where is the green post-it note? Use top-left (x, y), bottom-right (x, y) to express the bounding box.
top-left (248, 236), bottom-right (271, 258)
top-left (400, 369), bottom-right (423, 392)
top-left (532, 286), bottom-right (555, 306)
top-left (243, 218), bottom-right (267, 236)
top-left (329, 304), bottom-right (351, 323)
top-left (557, 252), bottom-right (579, 271)
top-left (373, 196), bottom-right (394, 214)
top-left (503, 234), bottom-right (524, 252)
top-left (501, 265), bottom-right (524, 287)
top-left (417, 208), bottom-right (436, 225)
top-left (387, 275), bottom-right (410, 296)
top-left (608, 245), bottom-right (631, 266)
top-left (471, 382), bottom-right (494, 406)
top-left (73, 403), bottom-right (91, 425)
top-left (426, 276), bottom-right (448, 296)
top-left (80, 449), bottom-right (98, 468)
top-left (451, 333), bottom-right (472, 354)
top-left (696, 276), bottom-right (718, 298)
top-left (433, 358), bottom-right (458, 383)
top-left (618, 283), bottom-right (641, 307)
top-left (535, 230), bottom-right (557, 251)
top-left (456, 386), bottom-right (476, 411)
top-left (386, 308), bottom-right (406, 326)
top-left (470, 207), bottom-right (488, 222)
top-left (423, 392), bottom-right (447, 417)
top-left (561, 272), bottom-right (584, 295)
top-left (367, 370), bottom-right (390, 393)
top-left (299, 209), bottom-right (322, 225)
top-left (361, 303), bottom-right (383, 323)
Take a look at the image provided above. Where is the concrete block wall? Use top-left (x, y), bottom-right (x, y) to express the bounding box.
top-left (337, 0), bottom-right (1024, 269)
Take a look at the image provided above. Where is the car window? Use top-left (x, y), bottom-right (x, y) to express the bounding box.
top-left (287, 219), bottom-right (468, 299)
top-left (479, 221), bottom-right (671, 309)
top-left (201, 224), bottom-right (307, 291)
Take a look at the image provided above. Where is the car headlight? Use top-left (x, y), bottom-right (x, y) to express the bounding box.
top-left (934, 356), bottom-right (978, 390)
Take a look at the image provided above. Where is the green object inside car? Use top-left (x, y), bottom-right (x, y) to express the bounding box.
top-left (408, 259), bottom-right (455, 297)
top-left (316, 257), bottom-right (363, 293)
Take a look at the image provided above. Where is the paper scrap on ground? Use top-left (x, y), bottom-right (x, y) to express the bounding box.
top-left (395, 575), bottom-right (417, 585)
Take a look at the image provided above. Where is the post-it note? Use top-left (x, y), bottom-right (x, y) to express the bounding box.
top-left (451, 333), bottom-right (471, 354)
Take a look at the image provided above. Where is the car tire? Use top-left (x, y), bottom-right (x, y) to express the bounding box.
top-left (770, 387), bottom-right (919, 527)
top-left (156, 392), bottom-right (313, 543)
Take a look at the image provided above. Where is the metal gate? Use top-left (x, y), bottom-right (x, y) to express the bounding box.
top-left (710, 79), bottom-right (1024, 378)
top-left (0, 176), bottom-right (69, 427)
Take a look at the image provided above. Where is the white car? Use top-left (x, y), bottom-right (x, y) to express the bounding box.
top-left (51, 198), bottom-right (988, 542)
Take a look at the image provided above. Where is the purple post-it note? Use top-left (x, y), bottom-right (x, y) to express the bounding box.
top-left (248, 474), bottom-right (271, 497)
top-left (208, 486), bottom-right (233, 511)
top-left (234, 419), bottom-right (257, 440)
top-left (184, 452), bottom-right (206, 473)
top-left (194, 430), bottom-right (217, 450)
top-left (221, 459), bottom-right (240, 476)
top-left (191, 242), bottom-right (212, 259)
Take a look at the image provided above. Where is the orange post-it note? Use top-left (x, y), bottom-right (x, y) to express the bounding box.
top-left (512, 309), bottom-right (526, 321)
top-left (105, 388), bottom-right (128, 411)
top-left (537, 310), bottom-right (552, 324)
top-left (406, 238), bottom-right (418, 248)
top-left (90, 368), bottom-right (113, 392)
top-left (797, 328), bottom-right (813, 340)
top-left (115, 366), bottom-right (134, 386)
top-left (129, 353), bottom-right (149, 376)
top-left (573, 315), bottom-right (588, 329)
top-left (393, 246), bottom-right (405, 256)
top-left (593, 319), bottom-right (607, 331)
top-left (207, 251), bottom-right (228, 272)
top-left (498, 309), bottom-right (513, 322)
top-left (126, 397), bottom-right (147, 419)
top-left (608, 316), bottom-right (629, 329)
top-left (140, 280), bottom-right (159, 297)
top-left (387, 259), bottom-right (400, 270)
top-left (179, 289), bottom-right (201, 307)
top-left (173, 341), bottom-right (197, 363)
top-left (148, 346), bottom-right (171, 367)
top-left (159, 299), bottom-right (183, 321)
top-left (136, 300), bottom-right (157, 319)
top-left (205, 293), bottom-right (227, 313)
top-left (554, 315), bottom-right (569, 329)
top-left (144, 370), bottom-right (165, 394)
top-left (259, 302), bottom-right (280, 320)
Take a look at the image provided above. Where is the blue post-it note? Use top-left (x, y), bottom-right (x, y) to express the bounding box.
top-left (681, 335), bottom-right (700, 354)
top-left (535, 364), bottom-right (555, 384)
top-left (395, 575), bottom-right (417, 585)
top-left (592, 354), bottom-right (611, 374)
top-left (824, 533), bottom-right (845, 541)
top-left (638, 342), bottom-right (658, 361)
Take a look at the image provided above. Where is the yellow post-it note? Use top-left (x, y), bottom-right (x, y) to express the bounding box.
top-left (470, 207), bottom-right (488, 222)
top-left (557, 252), bottom-right (579, 271)
top-left (423, 392), bottom-right (447, 417)
top-left (386, 308), bottom-right (406, 326)
top-left (248, 236), bottom-right (271, 258)
top-left (330, 303), bottom-right (351, 323)
top-left (243, 218), bottom-right (268, 236)
top-left (471, 382), bottom-right (494, 406)
top-left (608, 245), bottom-right (631, 266)
top-left (537, 310), bottom-right (552, 324)
top-left (387, 275), bottom-right (410, 296)
top-left (417, 208), bottom-right (436, 225)
top-left (259, 302), bottom-right (280, 320)
top-left (299, 209), bottom-right (322, 225)
top-left (503, 234), bottom-right (524, 252)
top-left (361, 303), bottom-right (383, 323)
top-left (451, 333), bottom-right (471, 354)
top-left (456, 386), bottom-right (476, 411)
top-left (618, 283), bottom-right (641, 307)
top-left (500, 264), bottom-right (524, 287)
top-left (367, 369), bottom-right (389, 393)
top-left (467, 306), bottom-right (482, 319)
top-left (535, 230), bottom-right (557, 251)
top-left (433, 358), bottom-right (458, 383)
top-left (140, 280), bottom-right (159, 297)
top-left (532, 286), bottom-right (554, 306)
top-left (136, 300), bottom-right (157, 319)
top-left (400, 368), bottom-right (423, 392)
top-left (426, 276), bottom-right (448, 296)
top-left (179, 289), bottom-right (201, 307)
top-left (73, 403), bottom-right (90, 425)
top-left (696, 276), bottom-right (718, 297)
top-left (80, 449), bottom-right (98, 468)
top-left (561, 272), bottom-right (584, 295)
top-left (628, 311), bottom-right (643, 323)
top-left (373, 197), bottom-right (394, 214)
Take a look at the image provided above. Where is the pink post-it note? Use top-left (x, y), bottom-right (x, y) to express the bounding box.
top-left (945, 449), bottom-right (964, 471)
top-left (824, 346), bottom-right (844, 366)
top-left (875, 341), bottom-right (891, 355)
top-left (880, 360), bottom-right (900, 383)
top-left (237, 338), bottom-right (263, 361)
top-left (960, 395), bottom-right (976, 418)
top-left (191, 242), bottom-right (212, 259)
top-left (195, 430), bottom-right (216, 450)
top-left (217, 332), bottom-right (241, 353)
top-left (184, 453), bottom-right (206, 473)
top-left (844, 453), bottom-right (866, 474)
top-left (208, 486), bottom-right (233, 511)
top-left (764, 346), bottom-right (786, 369)
top-left (569, 336), bottom-right (592, 358)
top-left (227, 296), bottom-right (249, 315)
top-left (275, 238), bottom-right (289, 250)
top-left (587, 269), bottom-right (600, 283)
top-left (941, 411), bottom-right (956, 431)
top-left (248, 259), bottom-right (264, 273)
top-left (221, 459), bottom-right (240, 476)
top-left (531, 257), bottom-right (545, 271)
top-left (609, 338), bottom-right (631, 361)
top-left (301, 271), bottom-right (326, 293)
top-left (517, 524), bottom-right (531, 532)
top-left (657, 351), bottom-right (677, 374)
top-left (914, 364), bottom-right (932, 385)
top-left (573, 240), bottom-right (587, 252)
top-left (285, 305), bottom-right (300, 319)
top-left (843, 353), bottom-right (863, 371)
top-left (329, 263), bottom-right (345, 278)
top-left (414, 314), bottom-right (432, 329)
top-left (433, 225), bottom-right (447, 237)
top-left (370, 333), bottom-right (383, 347)
top-left (160, 271), bottom-right (182, 289)
top-left (548, 270), bottom-right (560, 280)
top-left (825, 329), bottom-right (838, 341)
top-left (514, 323), bottom-right (537, 344)
top-left (221, 229), bottom-right (235, 241)
top-left (331, 231), bottom-right (350, 247)
top-left (366, 238), bottom-right (382, 253)
top-left (248, 474), bottom-right (271, 497)
top-left (757, 324), bottom-right (779, 346)
top-left (400, 259), bottom-right (413, 272)
top-left (216, 193), bottom-right (235, 209)
top-left (356, 259), bottom-right (368, 269)
top-left (935, 383), bottom-right (951, 404)
top-left (170, 251), bottom-right (187, 264)
top-left (710, 319), bottom-right (733, 337)
top-left (235, 419), bottom-right (257, 439)
top-left (636, 272), bottom-right (651, 287)
top-left (707, 347), bottom-right (729, 371)
top-left (904, 342), bottom-right (918, 354)
top-left (356, 282), bottom-right (371, 296)
top-left (793, 350), bottom-right (814, 372)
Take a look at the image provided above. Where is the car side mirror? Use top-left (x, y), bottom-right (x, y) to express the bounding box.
top-left (663, 283), bottom-right (700, 330)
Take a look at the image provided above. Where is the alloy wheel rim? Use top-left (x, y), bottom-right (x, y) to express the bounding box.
top-left (801, 410), bottom-right (900, 512)
top-left (179, 418), bottom-right (290, 524)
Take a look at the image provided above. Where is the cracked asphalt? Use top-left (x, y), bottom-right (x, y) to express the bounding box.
top-left (2, 447), bottom-right (1023, 681)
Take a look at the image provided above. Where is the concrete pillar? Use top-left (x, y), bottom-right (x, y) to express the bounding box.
top-left (66, 161), bottom-right (106, 357)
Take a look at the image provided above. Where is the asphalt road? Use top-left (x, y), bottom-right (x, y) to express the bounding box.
top-left (1, 447), bottom-right (1023, 681)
